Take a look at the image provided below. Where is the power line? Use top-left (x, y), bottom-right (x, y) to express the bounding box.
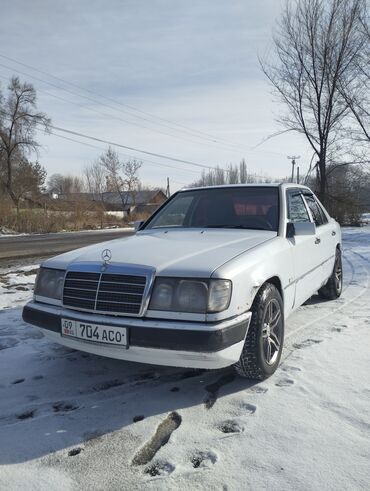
top-left (49, 124), bottom-right (223, 172)
top-left (0, 105), bottom-right (275, 181)
top-left (42, 129), bottom-right (200, 176)
top-left (39, 131), bottom-right (191, 188)
top-left (0, 65), bottom-right (244, 153)
top-left (0, 60), bottom-right (253, 155)
top-left (0, 105), bottom-right (222, 172)
top-left (0, 54), bottom-right (287, 158)
top-left (0, 53), bottom-right (238, 145)
top-left (41, 128), bottom-right (274, 183)
top-left (48, 123), bottom-right (274, 179)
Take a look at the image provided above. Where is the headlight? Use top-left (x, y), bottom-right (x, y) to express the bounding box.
top-left (176, 280), bottom-right (208, 312)
top-left (34, 268), bottom-right (65, 300)
top-left (208, 280), bottom-right (232, 312)
top-left (149, 278), bottom-right (232, 313)
top-left (149, 279), bottom-right (174, 310)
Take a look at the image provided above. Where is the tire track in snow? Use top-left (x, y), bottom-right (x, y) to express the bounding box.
top-left (284, 248), bottom-right (370, 350)
top-left (131, 411), bottom-right (182, 466)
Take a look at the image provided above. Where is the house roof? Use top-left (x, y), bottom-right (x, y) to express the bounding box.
top-left (99, 190), bottom-right (165, 206)
top-left (57, 190), bottom-right (166, 207)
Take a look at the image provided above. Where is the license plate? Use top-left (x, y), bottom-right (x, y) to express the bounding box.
top-left (61, 318), bottom-right (127, 347)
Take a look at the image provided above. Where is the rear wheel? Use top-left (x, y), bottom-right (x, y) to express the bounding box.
top-left (318, 248), bottom-right (342, 300)
top-left (234, 283), bottom-right (284, 380)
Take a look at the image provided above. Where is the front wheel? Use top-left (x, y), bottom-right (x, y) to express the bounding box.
top-left (318, 248), bottom-right (342, 300)
top-left (234, 283), bottom-right (284, 380)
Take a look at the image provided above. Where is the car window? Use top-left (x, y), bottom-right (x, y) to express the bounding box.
top-left (287, 192), bottom-right (310, 222)
top-left (150, 194), bottom-right (194, 228)
top-left (146, 187), bottom-right (279, 231)
top-left (304, 194), bottom-right (325, 226)
top-left (315, 199), bottom-right (329, 224)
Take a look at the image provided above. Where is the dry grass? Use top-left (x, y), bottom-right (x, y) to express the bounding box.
top-left (0, 203), bottom-right (124, 233)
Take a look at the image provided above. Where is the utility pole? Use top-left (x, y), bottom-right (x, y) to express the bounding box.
top-left (287, 156), bottom-right (300, 182)
top-left (166, 177), bottom-right (170, 197)
top-left (297, 166), bottom-right (300, 184)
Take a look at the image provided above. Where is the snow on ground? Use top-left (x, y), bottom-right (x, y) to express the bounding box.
top-left (0, 227), bottom-right (134, 239)
top-left (0, 264), bottom-right (38, 310)
top-left (67, 227), bottom-right (135, 234)
top-left (362, 213), bottom-right (370, 223)
top-left (0, 228), bottom-right (369, 490)
top-left (0, 233), bottom-right (28, 239)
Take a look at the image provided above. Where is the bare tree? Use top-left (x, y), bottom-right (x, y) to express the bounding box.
top-left (99, 147), bottom-right (121, 195)
top-left (47, 173), bottom-right (84, 195)
top-left (214, 166), bottom-right (225, 185)
top-left (239, 159), bottom-right (247, 183)
top-left (339, 8), bottom-right (370, 147)
top-left (122, 158), bottom-right (142, 208)
top-left (261, 0), bottom-right (367, 204)
top-left (189, 163), bottom-right (278, 188)
top-left (82, 162), bottom-right (107, 228)
top-left (99, 147), bottom-right (142, 212)
top-left (46, 173), bottom-right (65, 195)
top-left (190, 166), bottom-right (224, 187)
top-left (83, 161), bottom-right (106, 198)
top-left (0, 77), bottom-right (50, 214)
top-left (227, 163), bottom-right (239, 184)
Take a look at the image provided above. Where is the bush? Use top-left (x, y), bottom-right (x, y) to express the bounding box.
top-left (307, 165), bottom-right (370, 226)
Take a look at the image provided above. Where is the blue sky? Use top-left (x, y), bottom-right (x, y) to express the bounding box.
top-left (0, 0), bottom-right (312, 190)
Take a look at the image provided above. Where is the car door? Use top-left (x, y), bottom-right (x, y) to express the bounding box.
top-left (286, 189), bottom-right (324, 309)
top-left (302, 192), bottom-right (336, 285)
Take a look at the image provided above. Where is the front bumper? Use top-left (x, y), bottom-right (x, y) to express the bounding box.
top-left (22, 302), bottom-right (251, 369)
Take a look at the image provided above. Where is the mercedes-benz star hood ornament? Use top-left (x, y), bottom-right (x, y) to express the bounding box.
top-left (101, 248), bottom-right (112, 265)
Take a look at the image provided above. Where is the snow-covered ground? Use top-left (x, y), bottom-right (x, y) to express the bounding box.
top-left (362, 212), bottom-right (370, 223)
top-left (0, 227), bottom-right (134, 238)
top-left (0, 228), bottom-right (369, 490)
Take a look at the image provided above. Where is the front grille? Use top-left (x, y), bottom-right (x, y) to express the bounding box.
top-left (63, 271), bottom-right (147, 315)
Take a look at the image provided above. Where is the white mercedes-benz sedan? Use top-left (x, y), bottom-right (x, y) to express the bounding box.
top-left (23, 183), bottom-right (342, 379)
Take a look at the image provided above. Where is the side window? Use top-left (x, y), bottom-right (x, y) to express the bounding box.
top-left (315, 199), bottom-right (329, 224)
top-left (287, 192), bottom-right (310, 222)
top-left (304, 195), bottom-right (324, 226)
top-left (151, 195), bottom-right (194, 228)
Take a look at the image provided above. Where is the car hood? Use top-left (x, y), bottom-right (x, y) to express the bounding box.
top-left (44, 229), bottom-right (276, 277)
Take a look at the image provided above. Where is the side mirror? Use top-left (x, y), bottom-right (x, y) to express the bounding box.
top-left (287, 221), bottom-right (316, 238)
top-left (133, 220), bottom-right (144, 232)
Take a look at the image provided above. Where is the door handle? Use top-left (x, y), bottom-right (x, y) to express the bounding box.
top-left (315, 237), bottom-right (321, 244)
top-left (332, 231), bottom-right (336, 236)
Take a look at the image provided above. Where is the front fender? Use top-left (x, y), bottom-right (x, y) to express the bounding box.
top-left (207, 237), bottom-right (295, 322)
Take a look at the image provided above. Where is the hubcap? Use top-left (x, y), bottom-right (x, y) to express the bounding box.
top-left (262, 299), bottom-right (282, 365)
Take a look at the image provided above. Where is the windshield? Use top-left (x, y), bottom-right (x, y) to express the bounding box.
top-left (144, 187), bottom-right (279, 232)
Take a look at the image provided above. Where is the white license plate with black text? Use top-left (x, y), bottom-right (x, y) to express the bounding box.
top-left (61, 318), bottom-right (127, 346)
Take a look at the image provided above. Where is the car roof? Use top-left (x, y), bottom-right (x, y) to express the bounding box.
top-left (181, 183), bottom-right (312, 192)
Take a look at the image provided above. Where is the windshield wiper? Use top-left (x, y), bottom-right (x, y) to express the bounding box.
top-left (203, 225), bottom-right (268, 230)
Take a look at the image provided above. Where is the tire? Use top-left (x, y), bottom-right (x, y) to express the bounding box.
top-left (234, 283), bottom-right (284, 380)
top-left (318, 248), bottom-right (343, 300)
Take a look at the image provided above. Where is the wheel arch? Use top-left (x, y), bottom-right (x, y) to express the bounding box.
top-left (250, 275), bottom-right (284, 308)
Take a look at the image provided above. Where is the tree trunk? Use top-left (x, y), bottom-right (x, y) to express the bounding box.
top-left (318, 158), bottom-right (327, 206)
top-left (15, 200), bottom-right (20, 229)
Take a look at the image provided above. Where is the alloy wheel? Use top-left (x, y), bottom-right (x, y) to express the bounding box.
top-left (335, 255), bottom-right (342, 293)
top-left (262, 298), bottom-right (283, 365)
